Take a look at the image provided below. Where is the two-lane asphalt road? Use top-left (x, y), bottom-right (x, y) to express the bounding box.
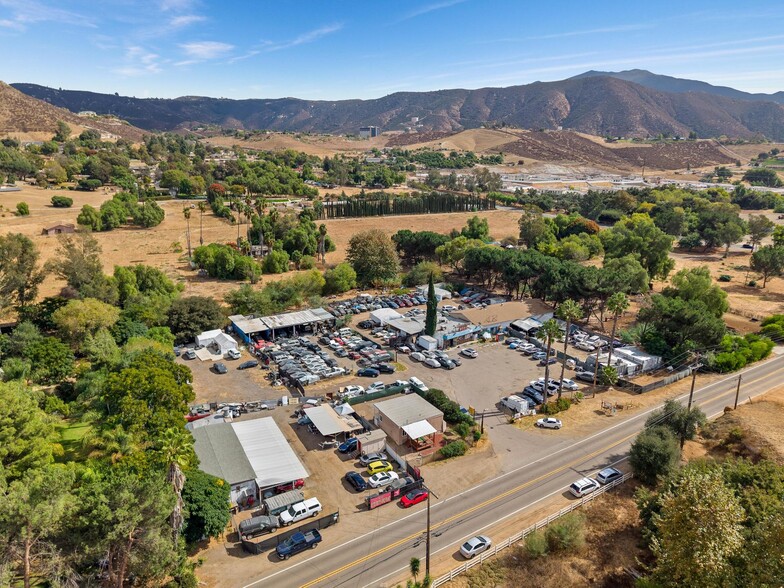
top-left (240, 354), bottom-right (784, 588)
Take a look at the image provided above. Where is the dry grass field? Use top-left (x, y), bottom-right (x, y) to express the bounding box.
top-left (3, 180), bottom-right (784, 329)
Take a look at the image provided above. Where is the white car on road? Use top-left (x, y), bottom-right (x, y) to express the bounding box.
top-left (424, 358), bottom-right (441, 368)
top-left (410, 352), bottom-right (425, 362)
top-left (536, 417), bottom-right (563, 429)
top-left (460, 347), bottom-right (478, 358)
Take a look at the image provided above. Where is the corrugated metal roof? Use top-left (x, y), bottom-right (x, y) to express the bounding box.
top-left (230, 308), bottom-right (334, 335)
top-left (232, 418), bottom-right (309, 488)
top-left (375, 395), bottom-right (442, 427)
top-left (191, 422), bottom-right (255, 484)
top-left (192, 418), bottom-right (309, 488)
top-left (306, 405), bottom-right (353, 436)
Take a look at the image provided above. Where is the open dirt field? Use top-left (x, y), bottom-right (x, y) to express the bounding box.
top-left (497, 131), bottom-right (736, 172)
top-left (391, 128), bottom-right (520, 152)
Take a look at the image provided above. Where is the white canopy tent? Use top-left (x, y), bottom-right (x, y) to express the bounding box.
top-left (402, 420), bottom-right (437, 440)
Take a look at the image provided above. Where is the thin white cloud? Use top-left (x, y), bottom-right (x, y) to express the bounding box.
top-left (114, 45), bottom-right (162, 77)
top-left (0, 18), bottom-right (23, 30)
top-left (264, 23), bottom-right (343, 52)
top-left (159, 0), bottom-right (195, 11)
top-left (530, 24), bottom-right (651, 40)
top-left (0, 0), bottom-right (96, 29)
top-left (179, 40), bottom-right (234, 60)
top-left (228, 23), bottom-right (343, 64)
top-left (397, 0), bottom-right (467, 22)
top-left (170, 14), bottom-right (205, 28)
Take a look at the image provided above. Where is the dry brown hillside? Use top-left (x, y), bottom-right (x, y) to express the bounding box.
top-left (0, 82), bottom-right (146, 142)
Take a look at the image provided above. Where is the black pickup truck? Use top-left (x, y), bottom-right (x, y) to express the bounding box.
top-left (275, 530), bottom-right (322, 560)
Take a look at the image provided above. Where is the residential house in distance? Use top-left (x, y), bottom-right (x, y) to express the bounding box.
top-left (41, 223), bottom-right (75, 236)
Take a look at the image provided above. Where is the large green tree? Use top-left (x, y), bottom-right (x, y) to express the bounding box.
top-left (0, 464), bottom-right (77, 588)
top-left (345, 229), bottom-right (400, 286)
top-left (650, 469), bottom-right (745, 588)
top-left (751, 246), bottom-right (784, 288)
top-left (47, 231), bottom-right (105, 295)
top-left (555, 299), bottom-right (582, 400)
top-left (0, 381), bottom-right (55, 482)
top-left (0, 234), bottom-right (46, 312)
top-left (629, 426), bottom-right (680, 485)
top-left (181, 470), bottom-right (231, 544)
top-left (601, 213), bottom-right (674, 280)
top-left (166, 296), bottom-right (225, 344)
top-left (323, 262), bottom-right (357, 295)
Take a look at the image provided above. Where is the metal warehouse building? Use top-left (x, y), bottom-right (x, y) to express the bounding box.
top-left (191, 417), bottom-right (309, 508)
top-left (229, 308), bottom-right (335, 343)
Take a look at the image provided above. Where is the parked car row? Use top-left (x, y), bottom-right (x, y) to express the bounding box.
top-left (410, 349), bottom-right (462, 370)
top-left (329, 292), bottom-right (428, 317)
top-left (266, 336), bottom-right (347, 387)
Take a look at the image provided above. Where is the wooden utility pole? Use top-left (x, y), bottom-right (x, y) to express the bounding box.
top-left (734, 374), bottom-right (742, 409)
top-left (425, 489), bottom-right (431, 578)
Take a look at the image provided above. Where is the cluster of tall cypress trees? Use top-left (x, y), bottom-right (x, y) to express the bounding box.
top-left (322, 191), bottom-right (495, 219)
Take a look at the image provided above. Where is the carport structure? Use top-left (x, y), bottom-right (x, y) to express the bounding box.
top-left (305, 404), bottom-right (363, 438)
top-left (230, 308), bottom-right (335, 343)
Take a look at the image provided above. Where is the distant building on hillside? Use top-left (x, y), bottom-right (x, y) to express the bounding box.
top-left (42, 223), bottom-right (75, 236)
top-left (78, 111), bottom-right (97, 117)
top-left (359, 126), bottom-right (380, 139)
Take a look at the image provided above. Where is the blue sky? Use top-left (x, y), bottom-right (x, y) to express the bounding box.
top-left (1, 0), bottom-right (783, 100)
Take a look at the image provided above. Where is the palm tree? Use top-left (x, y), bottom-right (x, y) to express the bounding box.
top-left (536, 319), bottom-right (562, 407)
top-left (156, 427), bottom-right (197, 539)
top-left (555, 299), bottom-right (582, 400)
top-left (605, 292), bottom-right (630, 374)
top-left (409, 557), bottom-right (420, 583)
top-left (197, 201), bottom-right (207, 246)
top-left (183, 207), bottom-right (192, 260)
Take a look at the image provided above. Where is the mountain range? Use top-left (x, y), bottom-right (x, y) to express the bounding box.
top-left (10, 70), bottom-right (784, 141)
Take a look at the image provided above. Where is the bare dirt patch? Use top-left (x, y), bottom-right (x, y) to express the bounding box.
top-left (701, 383), bottom-right (784, 464)
top-left (497, 131), bottom-right (734, 172)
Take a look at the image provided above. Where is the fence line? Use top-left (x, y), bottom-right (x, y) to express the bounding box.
top-left (431, 472), bottom-right (633, 587)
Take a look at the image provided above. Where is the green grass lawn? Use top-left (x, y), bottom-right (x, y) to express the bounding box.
top-left (55, 420), bottom-right (93, 462)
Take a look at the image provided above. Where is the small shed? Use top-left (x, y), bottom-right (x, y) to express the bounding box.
top-left (42, 223), bottom-right (75, 236)
top-left (305, 404), bottom-right (362, 437)
top-left (353, 429), bottom-right (387, 455)
top-left (196, 330), bottom-right (237, 354)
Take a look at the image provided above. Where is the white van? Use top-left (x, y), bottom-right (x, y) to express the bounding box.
top-left (279, 497), bottom-right (322, 526)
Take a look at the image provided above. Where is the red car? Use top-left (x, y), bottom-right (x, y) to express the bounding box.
top-left (400, 488), bottom-right (428, 508)
top-left (275, 479), bottom-right (305, 493)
